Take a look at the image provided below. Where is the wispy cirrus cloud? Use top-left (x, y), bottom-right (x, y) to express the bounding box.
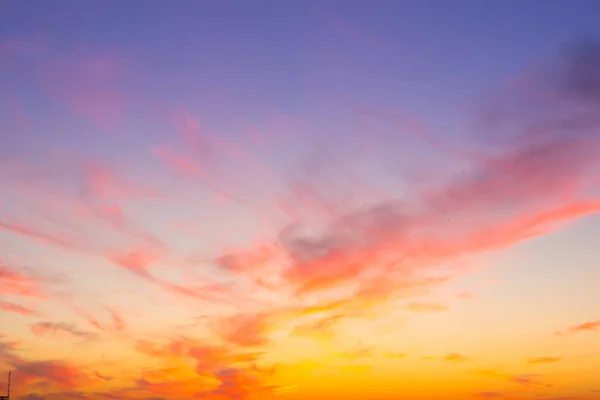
top-left (474, 369), bottom-right (553, 390)
top-left (40, 54), bottom-right (128, 129)
top-left (509, 374), bottom-right (553, 388)
top-left (0, 262), bottom-right (49, 299)
top-left (0, 36), bottom-right (599, 400)
top-left (557, 320), bottom-right (600, 336)
top-left (526, 357), bottom-right (562, 365)
top-left (0, 301), bottom-right (40, 317)
top-left (443, 353), bottom-right (468, 363)
top-left (30, 322), bottom-right (98, 341)
top-left (402, 301), bottom-right (448, 313)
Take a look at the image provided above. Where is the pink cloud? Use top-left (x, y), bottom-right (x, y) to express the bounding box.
top-left (36, 53), bottom-right (128, 129)
top-left (0, 263), bottom-right (47, 299)
top-left (0, 301), bottom-right (39, 317)
top-left (77, 306), bottom-right (128, 335)
top-left (558, 320), bottom-right (600, 336)
top-left (1, 39), bottom-right (600, 399)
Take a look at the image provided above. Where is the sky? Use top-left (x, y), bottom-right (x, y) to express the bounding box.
top-left (1, 0), bottom-right (600, 399)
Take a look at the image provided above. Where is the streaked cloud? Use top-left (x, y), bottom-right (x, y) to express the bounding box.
top-left (526, 357), bottom-right (562, 365)
top-left (0, 15), bottom-right (599, 400)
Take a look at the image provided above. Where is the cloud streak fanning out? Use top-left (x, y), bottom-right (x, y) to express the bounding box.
top-left (1, 29), bottom-right (600, 400)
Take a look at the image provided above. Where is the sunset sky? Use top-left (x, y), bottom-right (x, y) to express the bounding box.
top-left (2, 1), bottom-right (600, 399)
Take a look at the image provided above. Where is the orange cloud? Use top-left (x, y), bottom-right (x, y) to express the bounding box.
top-left (292, 313), bottom-right (345, 340)
top-left (444, 353), bottom-right (468, 362)
top-left (214, 312), bottom-right (272, 347)
top-left (558, 320), bottom-right (600, 336)
top-left (402, 302), bottom-right (448, 313)
top-left (1, 38), bottom-right (600, 400)
top-left (11, 360), bottom-right (95, 391)
top-left (30, 322), bottom-right (97, 341)
top-left (192, 366), bottom-right (283, 400)
top-left (508, 374), bottom-right (552, 388)
top-left (526, 357), bottom-right (562, 365)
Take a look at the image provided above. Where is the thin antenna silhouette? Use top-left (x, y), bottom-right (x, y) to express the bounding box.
top-left (0, 371), bottom-right (10, 400)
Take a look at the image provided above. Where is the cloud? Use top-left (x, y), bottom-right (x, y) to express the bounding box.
top-left (6, 359), bottom-right (95, 392)
top-left (0, 301), bottom-right (39, 317)
top-left (30, 322), bottom-right (98, 341)
top-left (108, 247), bottom-right (161, 279)
top-left (444, 353), bottom-right (468, 363)
top-left (92, 371), bottom-right (113, 382)
top-left (402, 302), bottom-right (448, 313)
top-left (0, 220), bottom-right (76, 250)
top-left (458, 292), bottom-right (476, 300)
top-left (0, 155), bottom-right (166, 249)
top-left (153, 108), bottom-right (278, 209)
top-left (5, 41), bottom-right (600, 321)
top-left (526, 357), bottom-right (562, 365)
top-left (0, 156), bottom-right (181, 299)
top-left (0, 334), bottom-right (21, 365)
top-left (292, 313), bottom-right (345, 340)
top-left (1, 37), bottom-right (600, 399)
top-left (133, 336), bottom-right (266, 382)
top-left (558, 320), bottom-right (600, 336)
top-left (79, 306), bottom-right (127, 335)
top-left (40, 54), bottom-right (128, 129)
top-left (509, 374), bottom-right (552, 388)
top-left (193, 366), bottom-right (281, 400)
top-left (2, 40), bottom-right (126, 130)
top-left (269, 107), bottom-right (600, 302)
top-left (0, 262), bottom-right (48, 299)
top-left (20, 394), bottom-right (46, 400)
top-left (474, 369), bottom-right (555, 392)
top-left (213, 312), bottom-right (271, 347)
top-left (558, 39), bottom-right (600, 102)
top-left (383, 352), bottom-right (406, 359)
